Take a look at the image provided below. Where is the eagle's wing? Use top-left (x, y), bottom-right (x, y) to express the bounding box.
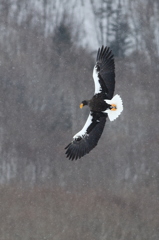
top-left (65, 112), bottom-right (106, 160)
top-left (93, 46), bottom-right (115, 99)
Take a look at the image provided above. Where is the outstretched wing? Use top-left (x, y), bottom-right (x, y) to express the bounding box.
top-left (93, 46), bottom-right (115, 99)
top-left (65, 112), bottom-right (107, 160)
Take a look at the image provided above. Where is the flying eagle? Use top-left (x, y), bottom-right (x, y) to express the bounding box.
top-left (65, 46), bottom-right (123, 160)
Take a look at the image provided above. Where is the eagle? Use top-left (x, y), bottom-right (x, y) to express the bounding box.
top-left (65, 46), bottom-right (123, 160)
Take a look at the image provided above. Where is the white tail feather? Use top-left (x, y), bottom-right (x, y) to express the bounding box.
top-left (104, 94), bottom-right (123, 121)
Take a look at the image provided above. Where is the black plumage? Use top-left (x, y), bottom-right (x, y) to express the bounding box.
top-left (65, 46), bottom-right (123, 160)
top-left (65, 112), bottom-right (106, 160)
top-left (96, 46), bottom-right (115, 99)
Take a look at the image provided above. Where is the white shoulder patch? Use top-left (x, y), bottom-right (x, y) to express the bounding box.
top-left (93, 65), bottom-right (102, 94)
top-left (73, 113), bottom-right (93, 139)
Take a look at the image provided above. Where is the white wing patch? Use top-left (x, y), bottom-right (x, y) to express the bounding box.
top-left (93, 65), bottom-right (102, 94)
top-left (73, 113), bottom-right (93, 139)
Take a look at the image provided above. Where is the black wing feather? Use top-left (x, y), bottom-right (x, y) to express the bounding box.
top-left (65, 46), bottom-right (114, 160)
top-left (65, 113), bottom-right (107, 160)
top-left (96, 46), bottom-right (115, 99)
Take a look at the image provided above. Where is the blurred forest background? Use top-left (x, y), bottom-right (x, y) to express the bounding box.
top-left (0, 0), bottom-right (159, 239)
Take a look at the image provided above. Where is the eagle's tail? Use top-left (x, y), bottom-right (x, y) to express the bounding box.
top-left (105, 94), bottom-right (123, 121)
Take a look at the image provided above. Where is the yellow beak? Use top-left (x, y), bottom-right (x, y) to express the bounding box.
top-left (80, 103), bottom-right (83, 109)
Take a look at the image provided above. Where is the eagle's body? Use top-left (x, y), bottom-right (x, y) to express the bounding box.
top-left (88, 94), bottom-right (108, 112)
top-left (65, 46), bottom-right (123, 160)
